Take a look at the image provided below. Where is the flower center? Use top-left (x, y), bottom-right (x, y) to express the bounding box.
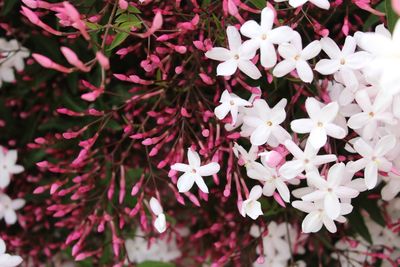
top-left (261, 34), bottom-right (267, 40)
top-left (368, 111), bottom-right (375, 117)
top-left (191, 168), bottom-right (197, 173)
top-left (266, 121), bottom-right (273, 126)
top-left (317, 122), bottom-right (323, 127)
top-left (294, 55), bottom-right (300, 61)
top-left (304, 159), bottom-right (310, 164)
top-left (234, 54), bottom-right (240, 60)
top-left (230, 100), bottom-right (235, 106)
top-left (340, 58), bottom-right (346, 65)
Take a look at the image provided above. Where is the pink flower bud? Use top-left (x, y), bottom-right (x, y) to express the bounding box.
top-left (96, 51), bottom-right (110, 70)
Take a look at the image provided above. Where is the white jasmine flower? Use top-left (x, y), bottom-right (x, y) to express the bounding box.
top-left (0, 238), bottom-right (23, 267)
top-left (347, 135), bottom-right (396, 189)
top-left (0, 193), bottom-right (25, 225)
top-left (214, 90), bottom-right (251, 125)
top-left (302, 163), bottom-right (360, 219)
top-left (0, 39), bottom-right (29, 88)
top-left (243, 99), bottom-right (291, 146)
top-left (247, 158), bottom-right (290, 202)
top-left (292, 200), bottom-right (353, 233)
top-left (347, 90), bottom-right (396, 140)
top-left (290, 97), bottom-right (346, 148)
top-left (232, 143), bottom-right (259, 175)
top-left (279, 139), bottom-right (337, 179)
top-left (240, 7), bottom-right (294, 68)
top-left (240, 185), bottom-right (263, 220)
top-left (273, 32), bottom-right (321, 83)
top-left (205, 26), bottom-right (261, 79)
top-left (315, 36), bottom-right (371, 85)
top-left (171, 148), bottom-right (220, 193)
top-left (0, 147), bottom-right (24, 189)
top-left (149, 197), bottom-right (166, 233)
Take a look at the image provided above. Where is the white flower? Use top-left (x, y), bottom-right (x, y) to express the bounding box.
top-left (0, 39), bottom-right (29, 88)
top-left (290, 97), bottom-right (346, 148)
top-left (247, 158), bottom-right (290, 202)
top-left (0, 238), bottom-right (23, 267)
top-left (149, 197), bottom-right (166, 233)
top-left (232, 143), bottom-right (259, 175)
top-left (205, 26), bottom-right (261, 79)
top-left (0, 193), bottom-right (25, 225)
top-left (125, 228), bottom-right (181, 263)
top-left (0, 147), bottom-right (24, 189)
top-left (357, 19), bottom-right (400, 95)
top-left (292, 200), bottom-right (353, 233)
top-left (240, 7), bottom-right (294, 68)
top-left (301, 163), bottom-right (360, 219)
top-left (347, 90), bottom-right (396, 140)
top-left (381, 172), bottom-right (400, 201)
top-left (214, 90), bottom-right (251, 125)
top-left (347, 135), bottom-right (396, 189)
top-left (315, 36), bottom-right (371, 85)
top-left (273, 32), bottom-right (321, 83)
top-left (240, 185), bottom-right (263, 220)
top-left (171, 148), bottom-right (220, 193)
top-left (287, 0), bottom-right (330, 10)
top-left (243, 98), bottom-right (291, 146)
top-left (279, 139), bottom-right (337, 179)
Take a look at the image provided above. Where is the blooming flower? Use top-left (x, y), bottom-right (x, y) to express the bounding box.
top-left (290, 97), bottom-right (346, 148)
top-left (0, 193), bottom-right (25, 225)
top-left (0, 148), bottom-right (24, 189)
top-left (273, 32), bottom-right (321, 83)
top-left (149, 197), bottom-right (166, 233)
top-left (243, 99), bottom-right (291, 146)
top-left (171, 148), bottom-right (220, 193)
top-left (315, 36), bottom-right (371, 85)
top-left (0, 238), bottom-right (23, 267)
top-left (240, 7), bottom-right (294, 68)
top-left (232, 143), bottom-right (259, 176)
top-left (240, 185), bottom-right (263, 220)
top-left (301, 163), bottom-right (360, 219)
top-left (0, 39), bottom-right (29, 88)
top-left (214, 90), bottom-right (251, 125)
top-left (347, 90), bottom-right (396, 140)
top-left (285, 0), bottom-right (330, 9)
top-left (347, 135), bottom-right (396, 189)
top-left (205, 26), bottom-right (261, 79)
top-left (279, 139), bottom-right (337, 179)
top-left (247, 159), bottom-right (291, 203)
top-left (292, 200), bottom-right (353, 233)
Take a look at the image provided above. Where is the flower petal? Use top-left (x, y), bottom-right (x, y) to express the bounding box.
top-left (301, 40), bottom-right (321, 60)
top-left (205, 47), bottom-right (232, 61)
top-left (226, 26), bottom-right (242, 51)
top-left (279, 160), bottom-right (304, 179)
top-left (273, 60), bottom-right (296, 78)
top-left (315, 59), bottom-right (340, 75)
top-left (216, 59), bottom-right (238, 76)
top-left (365, 162), bottom-right (378, 189)
top-left (240, 20), bottom-right (261, 39)
top-left (250, 125), bottom-right (272, 146)
top-left (187, 149), bottom-right (201, 167)
top-left (309, 127), bottom-right (327, 148)
top-left (177, 173), bottom-right (195, 192)
top-left (238, 60), bottom-right (262, 80)
top-left (324, 193), bottom-right (341, 219)
top-left (296, 60), bottom-right (314, 83)
top-left (197, 162), bottom-right (220, 176)
top-left (291, 119), bottom-right (313, 134)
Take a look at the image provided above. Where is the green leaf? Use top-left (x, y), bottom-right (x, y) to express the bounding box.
top-left (385, 0), bottom-right (400, 32)
top-left (86, 22), bottom-right (102, 30)
top-left (347, 209), bottom-right (372, 244)
top-left (249, 0), bottom-right (266, 9)
top-left (137, 261), bottom-right (176, 267)
top-left (115, 13), bottom-right (140, 24)
top-left (108, 32), bottom-right (129, 51)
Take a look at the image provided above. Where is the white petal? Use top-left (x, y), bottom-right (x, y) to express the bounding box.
top-left (353, 138), bottom-right (373, 158)
top-left (324, 193), bottom-right (341, 219)
top-left (4, 209), bottom-right (17, 225)
top-left (194, 174), bottom-right (209, 193)
top-left (260, 41), bottom-right (277, 68)
top-left (171, 163), bottom-right (191, 173)
top-left (240, 20), bottom-right (262, 39)
top-left (187, 149), bottom-right (201, 167)
top-left (237, 60), bottom-right (262, 80)
top-left (345, 51), bottom-right (371, 69)
top-left (279, 160), bottom-right (304, 179)
top-left (302, 190), bottom-right (326, 202)
top-left (288, 0), bottom-right (308, 7)
top-left (250, 125), bottom-right (271, 146)
top-left (309, 127), bottom-right (327, 149)
top-left (205, 47), bottom-right (231, 61)
top-left (154, 213), bottom-right (166, 233)
top-left (291, 119), bottom-right (313, 134)
top-left (0, 172), bottom-right (10, 189)
top-left (197, 162), bottom-right (220, 176)
top-left (0, 238), bottom-right (5, 254)
top-left (262, 181), bottom-right (276, 196)
top-left (216, 59), bottom-right (238, 76)
top-left (292, 200), bottom-right (315, 213)
top-left (320, 102), bottom-right (339, 123)
top-left (11, 199), bottom-right (25, 210)
top-left (321, 37), bottom-right (341, 58)
top-left (278, 43), bottom-right (297, 59)
top-left (313, 154), bottom-right (337, 165)
top-left (275, 179), bottom-right (290, 202)
top-left (273, 60), bottom-right (296, 78)
top-left (177, 173), bottom-right (195, 192)
top-left (365, 162), bottom-right (378, 189)
top-left (301, 40), bottom-right (321, 60)
top-left (226, 26), bottom-right (242, 51)
top-left (342, 36), bottom-right (357, 55)
top-left (327, 163), bottom-right (345, 187)
top-left (149, 197), bottom-right (163, 215)
top-left (347, 113), bottom-right (369, 129)
top-left (246, 201), bottom-right (263, 220)
top-left (214, 103), bottom-right (231, 120)
top-left (310, 0), bottom-right (330, 9)
top-left (302, 212), bottom-right (323, 233)
top-left (269, 26), bottom-right (294, 44)
top-left (307, 171), bottom-right (328, 189)
top-left (322, 216), bottom-right (337, 233)
top-left (325, 123), bottom-right (346, 139)
top-left (315, 59), bottom-right (340, 75)
top-left (249, 185), bottom-right (263, 200)
top-left (260, 7), bottom-right (274, 30)
top-left (284, 140), bottom-right (304, 159)
top-left (296, 60), bottom-right (313, 83)
top-left (375, 135), bottom-right (396, 157)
